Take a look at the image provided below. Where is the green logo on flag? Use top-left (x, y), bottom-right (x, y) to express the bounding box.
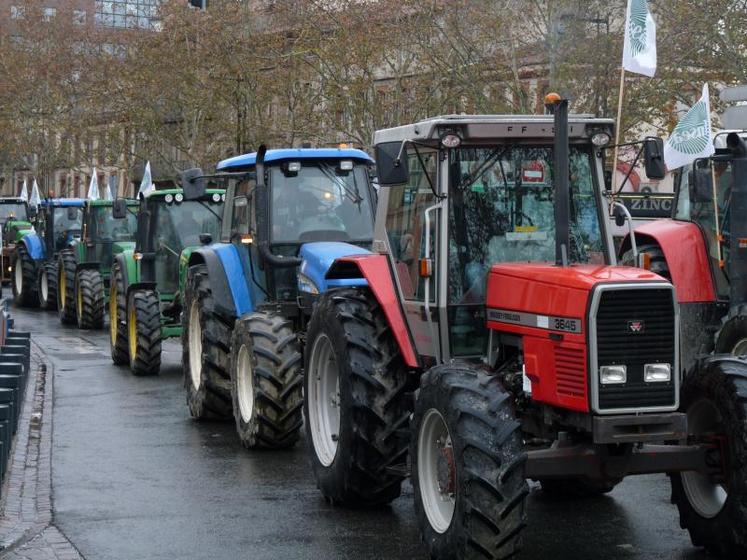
top-left (629, 0), bottom-right (649, 56)
top-left (669, 100), bottom-right (710, 155)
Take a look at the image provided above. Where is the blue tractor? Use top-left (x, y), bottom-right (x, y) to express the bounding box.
top-left (12, 198), bottom-right (85, 308)
top-left (182, 146), bottom-right (377, 449)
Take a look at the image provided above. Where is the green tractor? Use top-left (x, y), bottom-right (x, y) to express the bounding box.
top-left (110, 187), bottom-right (225, 376)
top-left (0, 198), bottom-right (33, 284)
top-left (57, 198), bottom-right (139, 328)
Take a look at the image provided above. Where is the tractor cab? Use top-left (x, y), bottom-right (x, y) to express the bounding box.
top-left (0, 197), bottom-right (31, 284)
top-left (0, 198), bottom-right (30, 228)
top-left (80, 199), bottom-right (139, 273)
top-left (36, 199), bottom-right (85, 254)
top-left (215, 148), bottom-right (376, 303)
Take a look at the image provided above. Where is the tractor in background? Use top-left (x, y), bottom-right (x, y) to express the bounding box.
top-left (57, 198), bottom-right (139, 328)
top-left (12, 198), bottom-right (85, 308)
top-left (300, 100), bottom-right (746, 559)
top-left (0, 197), bottom-right (32, 284)
top-left (181, 147), bottom-right (376, 449)
top-left (109, 186), bottom-right (224, 376)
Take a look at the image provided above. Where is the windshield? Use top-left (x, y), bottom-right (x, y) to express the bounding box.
top-left (270, 163), bottom-right (374, 243)
top-left (90, 206), bottom-right (138, 242)
top-left (0, 203), bottom-right (28, 222)
top-left (152, 198), bottom-right (222, 254)
top-left (53, 207), bottom-right (83, 233)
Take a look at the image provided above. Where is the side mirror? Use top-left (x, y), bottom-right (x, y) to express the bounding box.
top-left (643, 137), bottom-right (666, 180)
top-left (612, 203), bottom-right (627, 227)
top-left (374, 141), bottom-right (410, 186)
top-left (67, 207), bottom-right (78, 221)
top-left (112, 198), bottom-right (127, 219)
top-left (28, 206), bottom-right (37, 219)
top-left (603, 170), bottom-right (612, 191)
top-left (181, 168), bottom-right (206, 201)
top-left (688, 161), bottom-right (713, 203)
top-left (199, 232), bottom-right (213, 245)
top-left (726, 132), bottom-right (747, 157)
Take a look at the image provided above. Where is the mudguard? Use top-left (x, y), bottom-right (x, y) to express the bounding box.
top-left (20, 233), bottom-right (45, 261)
top-left (76, 262), bottom-right (101, 272)
top-left (126, 281), bottom-right (157, 298)
top-left (326, 254), bottom-right (419, 368)
top-left (188, 244), bottom-right (250, 320)
top-left (298, 242), bottom-right (371, 294)
top-left (620, 220), bottom-right (716, 303)
top-left (114, 250), bottom-right (138, 292)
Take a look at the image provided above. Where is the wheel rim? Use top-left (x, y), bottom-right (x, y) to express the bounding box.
top-left (59, 268), bottom-right (66, 308)
top-left (76, 281), bottom-right (83, 319)
top-left (40, 271), bottom-right (48, 302)
top-left (188, 300), bottom-right (202, 391)
top-left (418, 408), bottom-right (456, 534)
top-left (681, 399), bottom-right (728, 518)
top-left (128, 302), bottom-right (137, 361)
top-left (307, 333), bottom-right (341, 467)
top-left (14, 257), bottom-right (22, 294)
top-left (236, 344), bottom-right (255, 423)
top-left (733, 338), bottom-right (747, 357)
top-left (109, 280), bottom-right (118, 346)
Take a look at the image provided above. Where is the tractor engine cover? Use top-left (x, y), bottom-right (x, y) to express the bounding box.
top-left (486, 263), bottom-right (679, 415)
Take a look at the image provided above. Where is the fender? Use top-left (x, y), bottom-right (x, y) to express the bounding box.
top-left (126, 281), bottom-right (157, 299)
top-left (620, 220), bottom-right (715, 303)
top-left (115, 251), bottom-right (138, 291)
top-left (326, 254), bottom-right (419, 368)
top-left (189, 244), bottom-right (248, 320)
top-left (76, 262), bottom-right (101, 273)
top-left (20, 233), bottom-right (45, 261)
top-left (298, 241), bottom-right (371, 294)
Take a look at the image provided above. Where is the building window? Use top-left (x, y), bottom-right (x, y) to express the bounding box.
top-left (73, 10), bottom-right (87, 25)
top-left (95, 1), bottom-right (161, 29)
top-left (43, 7), bottom-right (57, 21)
top-left (10, 6), bottom-right (25, 19)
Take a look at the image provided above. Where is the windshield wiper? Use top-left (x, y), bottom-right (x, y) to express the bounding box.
top-left (459, 147), bottom-right (509, 190)
top-left (319, 165), bottom-right (363, 204)
top-left (196, 200), bottom-right (222, 222)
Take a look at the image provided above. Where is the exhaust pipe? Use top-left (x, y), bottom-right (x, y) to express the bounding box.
top-left (547, 94), bottom-right (570, 266)
top-left (726, 133), bottom-right (747, 306)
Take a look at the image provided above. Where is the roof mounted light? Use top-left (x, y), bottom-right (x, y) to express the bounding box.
top-left (175, 192), bottom-right (184, 202)
top-left (211, 193), bottom-right (221, 202)
top-left (592, 132), bottom-right (611, 147)
top-left (164, 193), bottom-right (174, 203)
top-left (339, 160), bottom-right (353, 171)
top-left (440, 133), bottom-right (462, 148)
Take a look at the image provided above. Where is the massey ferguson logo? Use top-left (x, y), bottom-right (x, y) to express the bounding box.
top-left (628, 320), bottom-right (645, 334)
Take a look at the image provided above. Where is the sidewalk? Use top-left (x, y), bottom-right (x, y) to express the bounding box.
top-left (0, 340), bottom-right (83, 559)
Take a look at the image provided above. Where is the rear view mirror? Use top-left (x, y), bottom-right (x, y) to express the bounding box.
top-left (643, 137), bottom-right (666, 180)
top-left (181, 168), bottom-right (206, 201)
top-left (612, 204), bottom-right (627, 227)
top-left (688, 161), bottom-right (713, 203)
top-left (375, 142), bottom-right (410, 186)
top-left (112, 198), bottom-right (127, 219)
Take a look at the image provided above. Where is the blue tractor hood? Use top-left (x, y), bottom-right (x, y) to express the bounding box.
top-left (298, 242), bottom-right (371, 293)
top-left (218, 148), bottom-right (373, 171)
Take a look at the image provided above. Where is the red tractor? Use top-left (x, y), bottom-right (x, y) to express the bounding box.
top-left (301, 98), bottom-right (747, 559)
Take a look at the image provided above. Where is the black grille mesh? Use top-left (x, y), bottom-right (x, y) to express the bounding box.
top-left (595, 287), bottom-right (676, 410)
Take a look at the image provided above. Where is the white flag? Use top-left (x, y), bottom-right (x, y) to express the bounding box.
top-left (622, 0), bottom-right (657, 77)
top-left (30, 179), bottom-right (42, 207)
top-left (138, 161), bottom-right (154, 196)
top-left (87, 168), bottom-right (100, 200)
top-left (664, 83), bottom-right (715, 171)
top-left (19, 178), bottom-right (28, 201)
top-left (105, 175), bottom-right (116, 201)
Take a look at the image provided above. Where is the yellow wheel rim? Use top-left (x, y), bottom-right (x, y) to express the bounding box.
top-left (110, 282), bottom-right (118, 346)
top-left (76, 282), bottom-right (83, 320)
top-left (128, 302), bottom-right (137, 362)
top-left (59, 269), bottom-right (66, 308)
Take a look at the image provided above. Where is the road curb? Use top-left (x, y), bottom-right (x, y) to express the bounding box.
top-left (0, 339), bottom-right (83, 559)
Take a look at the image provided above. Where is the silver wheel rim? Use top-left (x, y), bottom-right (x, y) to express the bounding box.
top-left (418, 408), bottom-right (456, 533)
top-left (308, 333), bottom-right (340, 467)
top-left (41, 271), bottom-right (48, 302)
top-left (236, 344), bottom-right (254, 423)
top-left (14, 257), bottom-right (22, 293)
top-left (188, 301), bottom-right (202, 391)
top-left (733, 338), bottom-right (747, 356)
top-left (681, 399), bottom-right (728, 518)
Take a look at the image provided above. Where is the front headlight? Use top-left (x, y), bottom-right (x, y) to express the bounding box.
top-left (600, 365), bottom-right (627, 384)
top-left (297, 273), bottom-right (319, 295)
top-left (644, 363), bottom-right (671, 383)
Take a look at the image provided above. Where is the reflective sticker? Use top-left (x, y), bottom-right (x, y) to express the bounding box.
top-left (522, 364), bottom-right (532, 394)
top-left (487, 308), bottom-right (582, 333)
top-left (537, 315), bottom-right (549, 328)
top-left (514, 225), bottom-right (538, 233)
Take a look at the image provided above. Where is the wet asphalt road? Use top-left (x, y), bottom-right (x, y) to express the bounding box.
top-left (11, 305), bottom-right (711, 560)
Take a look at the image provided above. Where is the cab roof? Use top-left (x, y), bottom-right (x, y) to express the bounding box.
top-left (41, 198), bottom-right (86, 208)
top-left (0, 198), bottom-right (27, 204)
top-left (217, 148), bottom-right (374, 171)
top-left (87, 199), bottom-right (138, 207)
top-left (144, 188), bottom-right (225, 198)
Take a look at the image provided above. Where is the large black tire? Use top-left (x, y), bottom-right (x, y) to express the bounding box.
top-left (539, 477), bottom-right (619, 498)
top-left (411, 364), bottom-right (528, 560)
top-left (11, 245), bottom-right (37, 307)
top-left (303, 288), bottom-right (410, 506)
top-left (229, 312), bottom-right (303, 449)
top-left (37, 261), bottom-right (58, 310)
top-left (715, 304), bottom-right (747, 357)
top-left (109, 262), bottom-right (129, 365)
top-left (127, 289), bottom-right (162, 376)
top-left (621, 242), bottom-right (670, 280)
top-left (670, 357), bottom-right (747, 557)
top-left (75, 268), bottom-right (105, 329)
top-left (57, 249), bottom-right (77, 324)
top-left (181, 264), bottom-right (232, 419)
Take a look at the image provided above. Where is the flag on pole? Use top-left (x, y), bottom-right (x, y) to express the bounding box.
top-left (105, 175), bottom-right (117, 201)
top-left (19, 178), bottom-right (28, 201)
top-left (622, 0), bottom-right (657, 77)
top-left (30, 179), bottom-right (42, 207)
top-left (87, 168), bottom-right (100, 200)
top-left (664, 83), bottom-right (715, 171)
top-left (138, 161), bottom-right (154, 196)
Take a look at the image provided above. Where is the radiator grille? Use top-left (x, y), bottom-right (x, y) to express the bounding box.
top-left (594, 287), bottom-right (676, 411)
top-left (555, 346), bottom-right (586, 397)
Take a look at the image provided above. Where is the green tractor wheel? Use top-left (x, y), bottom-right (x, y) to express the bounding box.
top-left (57, 249), bottom-right (77, 324)
top-left (75, 269), bottom-right (105, 330)
top-left (109, 263), bottom-right (129, 365)
top-left (127, 289), bottom-right (162, 376)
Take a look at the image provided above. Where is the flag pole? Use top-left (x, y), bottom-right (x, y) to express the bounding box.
top-left (710, 161), bottom-right (724, 268)
top-left (611, 67), bottom-right (626, 203)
